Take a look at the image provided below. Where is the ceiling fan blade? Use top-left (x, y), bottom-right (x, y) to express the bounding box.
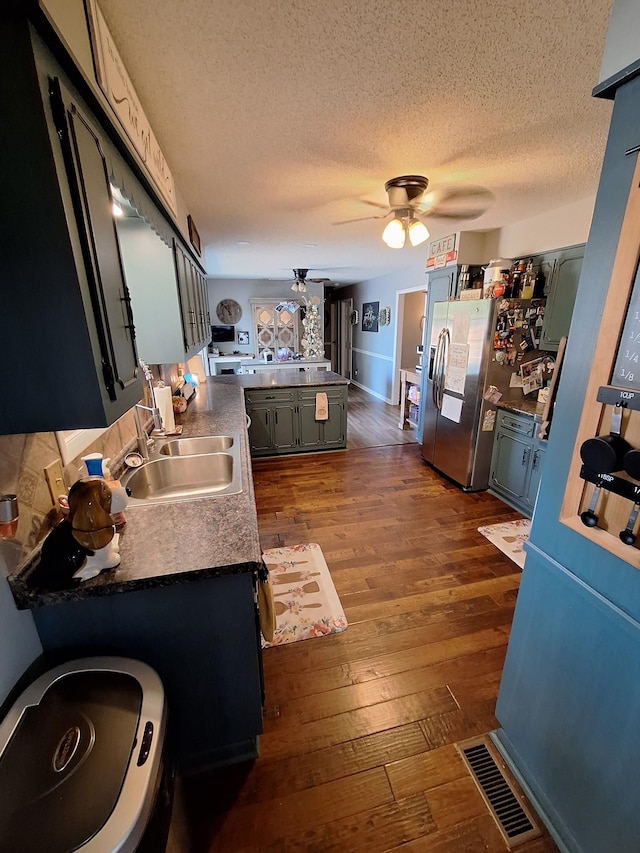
top-left (418, 187), bottom-right (494, 220)
top-left (333, 212), bottom-right (392, 225)
top-left (361, 199), bottom-right (391, 210)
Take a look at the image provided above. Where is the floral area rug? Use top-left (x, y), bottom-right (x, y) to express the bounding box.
top-left (478, 518), bottom-right (531, 569)
top-left (261, 543), bottom-right (347, 648)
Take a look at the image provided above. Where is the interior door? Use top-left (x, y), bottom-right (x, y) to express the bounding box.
top-left (337, 298), bottom-right (353, 379)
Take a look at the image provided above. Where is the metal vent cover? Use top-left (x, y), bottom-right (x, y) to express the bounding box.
top-left (456, 736), bottom-right (541, 848)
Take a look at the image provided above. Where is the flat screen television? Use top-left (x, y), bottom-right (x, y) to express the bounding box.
top-left (211, 324), bottom-right (235, 343)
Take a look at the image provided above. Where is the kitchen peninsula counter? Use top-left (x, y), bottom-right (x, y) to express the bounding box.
top-left (9, 380), bottom-right (261, 610)
top-left (213, 368), bottom-right (348, 390)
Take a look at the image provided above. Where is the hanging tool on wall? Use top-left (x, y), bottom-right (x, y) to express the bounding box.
top-left (619, 501), bottom-right (640, 546)
top-left (580, 483), bottom-right (603, 528)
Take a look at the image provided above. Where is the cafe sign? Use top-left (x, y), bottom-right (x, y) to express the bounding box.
top-left (426, 233), bottom-right (457, 269)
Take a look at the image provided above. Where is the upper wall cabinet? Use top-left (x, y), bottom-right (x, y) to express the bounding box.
top-left (174, 241), bottom-right (210, 358)
top-left (536, 245), bottom-right (585, 351)
top-left (1, 22), bottom-right (142, 434)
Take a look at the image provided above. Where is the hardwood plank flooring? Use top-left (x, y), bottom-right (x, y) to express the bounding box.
top-left (347, 383), bottom-right (418, 448)
top-left (166, 389), bottom-right (557, 852)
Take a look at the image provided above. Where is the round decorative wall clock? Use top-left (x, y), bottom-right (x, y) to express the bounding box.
top-left (216, 299), bottom-right (242, 324)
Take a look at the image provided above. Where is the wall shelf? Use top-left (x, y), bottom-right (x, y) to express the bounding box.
top-left (560, 155), bottom-right (640, 566)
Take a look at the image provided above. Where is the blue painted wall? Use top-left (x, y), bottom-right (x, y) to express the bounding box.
top-left (495, 73), bottom-right (640, 853)
top-left (341, 262), bottom-right (426, 401)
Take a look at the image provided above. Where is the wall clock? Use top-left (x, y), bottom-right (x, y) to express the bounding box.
top-left (216, 299), bottom-right (242, 324)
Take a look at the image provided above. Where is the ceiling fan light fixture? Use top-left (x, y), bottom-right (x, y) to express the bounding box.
top-left (408, 217), bottom-right (429, 246)
top-left (382, 217), bottom-right (405, 249)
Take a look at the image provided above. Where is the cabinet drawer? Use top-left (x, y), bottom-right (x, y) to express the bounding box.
top-left (297, 386), bottom-right (347, 401)
top-left (497, 411), bottom-right (535, 437)
top-left (245, 388), bottom-right (296, 404)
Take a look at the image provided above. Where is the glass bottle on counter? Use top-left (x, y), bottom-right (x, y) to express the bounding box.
top-left (521, 260), bottom-right (535, 299)
top-left (533, 267), bottom-right (546, 298)
top-left (511, 261), bottom-right (523, 297)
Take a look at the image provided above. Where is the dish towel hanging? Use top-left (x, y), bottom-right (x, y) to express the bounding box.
top-left (315, 392), bottom-right (328, 421)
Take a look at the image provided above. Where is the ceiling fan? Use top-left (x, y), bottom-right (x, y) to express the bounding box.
top-left (334, 175), bottom-right (494, 248)
top-left (285, 269), bottom-right (331, 292)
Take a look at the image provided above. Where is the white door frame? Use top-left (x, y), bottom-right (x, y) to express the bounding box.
top-left (337, 297), bottom-right (353, 379)
top-left (391, 283), bottom-right (428, 404)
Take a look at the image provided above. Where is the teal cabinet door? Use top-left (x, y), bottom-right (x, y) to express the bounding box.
top-left (272, 404), bottom-right (297, 450)
top-left (298, 402), bottom-right (323, 447)
top-left (247, 405), bottom-right (273, 453)
top-left (490, 430), bottom-right (531, 502)
top-left (525, 444), bottom-right (546, 510)
top-left (323, 399), bottom-right (346, 446)
top-left (539, 246), bottom-right (584, 351)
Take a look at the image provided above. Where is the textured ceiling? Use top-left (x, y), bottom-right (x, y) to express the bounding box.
top-left (98, 0), bottom-right (614, 283)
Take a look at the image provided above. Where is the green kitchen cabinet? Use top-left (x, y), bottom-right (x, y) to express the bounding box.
top-left (174, 240), bottom-right (210, 357)
top-left (1, 23), bottom-right (143, 434)
top-left (524, 444), bottom-right (547, 511)
top-left (246, 389), bottom-right (297, 454)
top-left (245, 385), bottom-right (348, 456)
top-left (531, 244), bottom-right (584, 352)
top-left (297, 387), bottom-right (347, 449)
top-left (489, 410), bottom-right (547, 517)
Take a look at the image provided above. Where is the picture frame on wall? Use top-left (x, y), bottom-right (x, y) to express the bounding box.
top-left (187, 214), bottom-right (202, 256)
top-left (362, 301), bottom-right (379, 332)
top-left (237, 330), bottom-right (250, 345)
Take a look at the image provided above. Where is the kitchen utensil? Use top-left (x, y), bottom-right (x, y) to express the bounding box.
top-left (274, 601), bottom-right (323, 616)
top-left (273, 581), bottom-right (320, 597)
top-left (579, 404), bottom-right (629, 473)
top-left (620, 501), bottom-right (640, 545)
top-left (623, 448), bottom-right (640, 481)
top-left (580, 484), bottom-right (602, 527)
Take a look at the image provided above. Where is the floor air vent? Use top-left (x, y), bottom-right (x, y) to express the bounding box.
top-left (456, 736), bottom-right (541, 848)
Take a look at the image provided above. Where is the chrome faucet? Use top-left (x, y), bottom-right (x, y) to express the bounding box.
top-left (134, 405), bottom-right (161, 459)
top-left (135, 360), bottom-right (164, 458)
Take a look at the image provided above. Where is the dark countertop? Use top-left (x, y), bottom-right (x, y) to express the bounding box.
top-left (10, 380), bottom-right (261, 609)
top-left (213, 369), bottom-right (349, 389)
top-left (496, 397), bottom-right (546, 422)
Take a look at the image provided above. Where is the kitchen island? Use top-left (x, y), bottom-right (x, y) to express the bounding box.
top-left (215, 368), bottom-right (349, 456)
top-left (9, 379), bottom-right (264, 772)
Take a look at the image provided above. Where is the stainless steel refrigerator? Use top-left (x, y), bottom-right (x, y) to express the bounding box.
top-left (421, 297), bottom-right (547, 490)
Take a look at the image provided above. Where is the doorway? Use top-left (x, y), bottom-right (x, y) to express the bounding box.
top-left (391, 286), bottom-right (428, 404)
top-left (335, 297), bottom-right (353, 379)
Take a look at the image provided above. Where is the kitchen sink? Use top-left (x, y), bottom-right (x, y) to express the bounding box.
top-left (158, 435), bottom-right (234, 456)
top-left (122, 444), bottom-right (242, 505)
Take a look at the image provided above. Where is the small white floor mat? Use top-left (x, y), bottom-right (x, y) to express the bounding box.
top-left (261, 543), bottom-right (347, 647)
top-left (478, 519), bottom-right (530, 569)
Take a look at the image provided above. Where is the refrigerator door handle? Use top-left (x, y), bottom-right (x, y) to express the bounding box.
top-left (432, 329), bottom-right (445, 408)
top-left (433, 327), bottom-right (450, 411)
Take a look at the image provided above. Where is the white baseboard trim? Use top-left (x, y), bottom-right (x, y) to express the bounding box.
top-left (349, 379), bottom-right (392, 404)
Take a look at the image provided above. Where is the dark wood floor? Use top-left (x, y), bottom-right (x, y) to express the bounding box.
top-left (168, 389), bottom-right (557, 852)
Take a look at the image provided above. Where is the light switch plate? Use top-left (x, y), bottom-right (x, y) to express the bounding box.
top-left (44, 460), bottom-right (67, 506)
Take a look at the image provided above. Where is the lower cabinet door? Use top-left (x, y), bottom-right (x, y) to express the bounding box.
top-left (247, 405), bottom-right (273, 453)
top-left (490, 430), bottom-right (531, 502)
top-left (323, 399), bottom-right (346, 446)
top-left (272, 404), bottom-right (297, 450)
top-left (298, 402), bottom-right (323, 447)
top-left (525, 445), bottom-right (546, 510)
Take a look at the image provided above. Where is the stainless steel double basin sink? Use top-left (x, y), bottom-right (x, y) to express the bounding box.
top-left (121, 433), bottom-right (242, 506)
